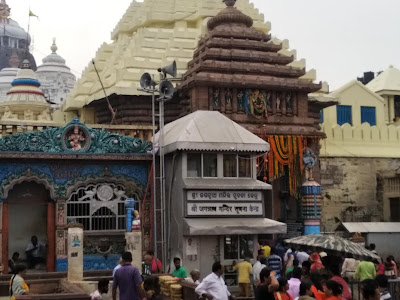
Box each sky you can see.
[7,0,400,90]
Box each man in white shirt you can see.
[296,248,310,265]
[195,262,235,300]
[25,236,45,269]
[252,256,267,285]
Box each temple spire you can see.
[51,38,58,54]
[0,0,10,22]
[223,0,236,7]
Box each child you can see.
[90,278,109,300]
[275,277,293,300]
[375,274,392,300]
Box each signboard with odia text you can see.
[186,190,264,217]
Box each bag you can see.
[9,274,16,297]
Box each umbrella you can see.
[284,234,380,259]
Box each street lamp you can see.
[139,61,177,267]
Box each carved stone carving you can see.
[286,92,293,113]
[97,184,114,201]
[2,106,18,121]
[303,148,318,181]
[37,108,52,121]
[212,88,220,108]
[24,109,34,121]
[237,90,245,112]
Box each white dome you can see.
[0,19,30,42]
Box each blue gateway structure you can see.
[0,119,152,273]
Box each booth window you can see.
[203,153,218,177]
[239,155,251,178]
[187,153,201,177]
[223,235,254,260]
[361,106,376,126]
[337,105,352,125]
[224,154,238,177]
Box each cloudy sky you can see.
[7,0,400,90]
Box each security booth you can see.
[157,111,287,285]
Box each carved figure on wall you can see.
[237,90,244,112]
[276,92,282,111]
[56,231,65,256]
[303,148,318,181]
[37,108,52,121]
[24,109,34,121]
[2,106,18,121]
[225,89,232,105]
[212,88,220,107]
[132,210,141,231]
[249,89,267,119]
[68,124,85,151]
[264,91,272,111]
[286,92,293,111]
[57,203,65,225]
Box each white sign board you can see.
[187,190,262,201]
[187,202,263,216]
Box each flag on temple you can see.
[29,10,39,19]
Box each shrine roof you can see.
[154,110,269,154]
[366,65,400,95]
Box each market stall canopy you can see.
[183,218,286,236]
[284,234,380,259]
[154,110,270,155]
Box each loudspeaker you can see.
[159,80,175,99]
[159,61,177,78]
[140,73,156,89]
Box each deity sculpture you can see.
[237,90,244,111]
[68,124,85,151]
[276,92,282,111]
[249,89,267,119]
[2,106,18,121]
[37,108,52,121]
[213,88,220,107]
[57,204,65,225]
[132,210,141,231]
[286,92,293,111]
[225,88,232,105]
[303,148,318,181]
[24,109,34,121]
[264,91,272,111]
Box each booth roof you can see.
[341,222,400,233]
[154,110,269,155]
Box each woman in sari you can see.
[9,265,29,300]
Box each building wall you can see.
[320,157,400,232]
[366,233,400,259]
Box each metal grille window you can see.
[361,106,376,126]
[387,177,400,194]
[67,183,135,231]
[337,105,352,125]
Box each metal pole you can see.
[151,74,158,257]
[159,97,167,271]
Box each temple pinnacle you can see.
[51,38,58,53]
[223,0,236,7]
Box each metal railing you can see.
[349,279,400,300]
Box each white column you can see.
[389,96,395,124]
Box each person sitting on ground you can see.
[91,278,109,300]
[375,274,392,300]
[288,267,302,299]
[323,280,343,300]
[355,257,376,281]
[298,281,315,300]
[329,263,351,300]
[8,252,19,274]
[268,247,283,276]
[172,257,187,279]
[361,279,380,300]
[255,267,279,300]
[274,277,293,300]
[147,250,163,274]
[185,269,201,285]
[25,236,45,269]
[9,265,30,300]
[233,257,253,297]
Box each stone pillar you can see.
[67,227,83,282]
[125,232,142,271]
[301,181,322,235]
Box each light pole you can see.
[139,62,176,268]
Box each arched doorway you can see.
[2,182,55,273]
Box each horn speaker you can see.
[140,73,156,89]
[159,61,177,78]
[159,80,175,99]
